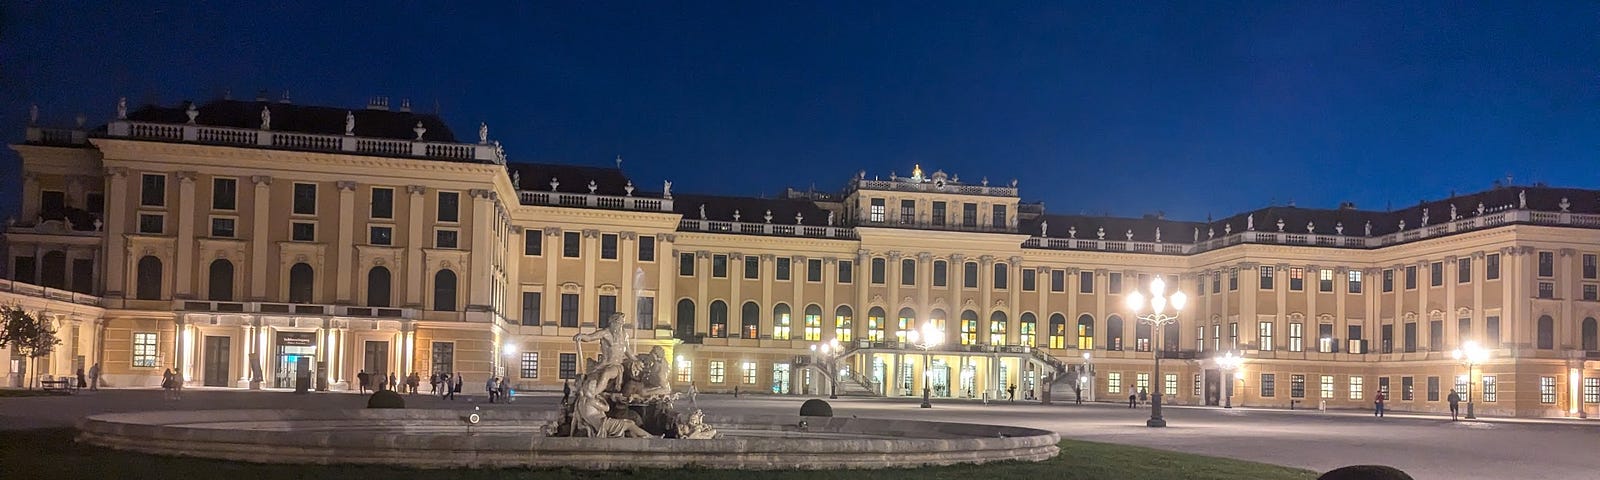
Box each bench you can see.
[40,378,74,393]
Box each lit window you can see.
[1540,376,1556,404]
[1320,375,1335,399]
[1107,372,1122,394]
[132,332,158,367]
[520,352,539,379]
[1349,376,1364,400]
[709,360,726,383]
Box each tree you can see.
[0,303,60,389]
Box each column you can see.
[249,176,272,300]
[173,172,197,298]
[886,251,902,338]
[694,250,709,333]
[1240,263,1260,348]
[978,255,994,344]
[1471,252,1486,345]
[1416,261,1431,350]
[792,255,805,339]
[855,250,871,341]
[21,172,40,222]
[619,232,637,320]
[916,252,932,318]
[822,256,837,341]
[404,186,426,307]
[1391,264,1404,352]
[1093,269,1107,349]
[729,252,744,335]
[1007,256,1022,345]
[104,168,130,297]
[1444,256,1459,348]
[238,325,253,385]
[1335,267,1348,353]
[1065,267,1079,348]
[468,190,497,311]
[946,254,963,345]
[655,234,676,329]
[1305,264,1318,352]
[1036,266,1050,347]
[1560,249,1576,347]
[760,254,774,337]
[1276,264,1290,351]
[335,181,358,304]
[546,228,563,326]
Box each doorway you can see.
[202,336,231,387]
[1204,369,1222,406]
[771,363,791,394]
[364,341,390,390]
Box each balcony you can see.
[174,300,418,319]
[0,278,101,307]
[98,121,505,164]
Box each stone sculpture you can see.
[663,180,673,199]
[1247,214,1254,231]
[260,106,271,130]
[1040,220,1048,238]
[479,122,489,144]
[1519,190,1526,209]
[117,97,127,120]
[549,313,718,439]
[345,111,355,135]
[676,409,720,439]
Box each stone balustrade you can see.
[518,190,673,212]
[678,219,859,239]
[0,278,102,307]
[72,121,509,164]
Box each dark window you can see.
[524,230,542,255]
[208,259,233,301]
[558,353,576,379]
[1538,282,1554,299]
[680,253,697,276]
[1051,270,1064,292]
[433,342,455,376]
[1080,271,1094,293]
[1486,316,1501,347]
[962,203,977,227]
[637,296,654,329]
[211,218,236,238]
[1108,272,1122,294]
[598,294,617,326]
[212,178,236,210]
[1022,269,1036,291]
[370,187,394,219]
[1382,269,1394,292]
[1459,258,1473,283]
[638,236,655,261]
[871,258,886,284]
[1107,315,1124,351]
[1405,265,1417,290]
[994,263,1009,289]
[931,201,946,226]
[1458,317,1471,347]
[291,222,315,242]
[1260,374,1276,398]
[1538,251,1554,277]
[1381,324,1394,354]
[15,255,38,285]
[1229,270,1238,290]
[776,258,791,281]
[70,259,93,294]
[437,192,459,222]
[1429,319,1443,350]
[435,229,458,249]
[601,234,618,259]
[1585,284,1598,301]
[965,262,979,288]
[138,214,163,234]
[933,260,947,287]
[675,299,695,340]
[712,255,728,278]
[1259,266,1274,290]
[39,191,65,217]
[1586,254,1599,279]
[1537,315,1554,349]
[287,263,313,303]
[1290,374,1306,398]
[709,301,728,338]
[808,258,822,282]
[1427,376,1440,402]
[1403,322,1417,353]
[563,232,580,258]
[1401,376,1414,401]
[1430,262,1443,287]
[367,226,392,245]
[837,260,852,283]
[1134,320,1151,352]
[741,301,759,338]
[367,267,391,307]
[900,199,915,224]
[1212,273,1221,293]
[900,259,915,286]
[141,174,166,207]
[744,255,759,279]
[293,183,317,215]
[1582,318,1597,351]
[1289,267,1304,291]
[86,193,104,215]
[561,293,580,327]
[1486,254,1500,280]
[992,205,1006,228]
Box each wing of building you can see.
[4,97,1598,417]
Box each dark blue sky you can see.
[4,1,1597,220]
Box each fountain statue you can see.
[548,312,719,439]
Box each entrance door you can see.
[202,336,231,387]
[1204,369,1222,406]
[929,359,950,397]
[364,341,389,390]
[771,363,791,394]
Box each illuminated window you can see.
[1076,314,1094,349]
[867,308,886,342]
[1258,322,1275,351]
[772,304,792,340]
[1107,372,1122,394]
[520,352,538,379]
[960,312,978,346]
[1164,373,1177,396]
[1320,375,1335,399]
[677,357,693,383]
[989,312,1008,345]
[834,306,853,342]
[741,361,757,384]
[1349,376,1363,400]
[1540,376,1556,404]
[803,305,822,341]
[132,332,158,367]
[709,360,725,384]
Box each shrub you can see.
[799,399,833,417]
[367,390,405,409]
[1318,465,1413,480]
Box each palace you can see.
[4,95,1598,418]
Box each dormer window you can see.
[869,198,885,223]
[992,205,1006,229]
[900,200,915,224]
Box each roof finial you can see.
[412,121,426,141]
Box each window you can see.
[776,258,791,281]
[1290,374,1305,398]
[1457,316,1471,347]
[1585,285,1598,301]
[436,192,459,223]
[1288,267,1304,291]
[803,305,822,341]
[86,193,104,215]
[742,361,757,384]
[435,229,458,249]
[134,255,163,300]
[708,301,727,338]
[1539,376,1556,404]
[678,299,699,341]
[524,231,542,255]
[900,199,915,224]
[211,217,236,238]
[1320,375,1335,399]
[837,260,852,283]
[132,332,158,367]
[1459,257,1473,283]
[1212,324,1221,350]
[1584,318,1598,351]
[1454,375,1469,400]
[432,270,457,311]
[709,360,726,383]
[900,259,915,286]
[1288,322,1303,352]
[712,254,728,278]
[1198,276,1206,295]
[1381,324,1394,353]
[745,256,760,279]
[1486,253,1500,280]
[741,302,760,339]
[369,225,392,245]
[1429,319,1443,351]
[212,178,236,210]
[1319,269,1334,292]
[1230,322,1240,350]
[1048,314,1067,349]
[1164,373,1177,396]
[1260,374,1276,398]
[871,258,886,284]
[1430,261,1443,287]
[1107,315,1124,351]
[1401,376,1414,400]
[869,308,888,342]
[1404,322,1418,352]
[287,263,314,303]
[994,264,1009,289]
[367,267,392,307]
[933,260,948,287]
[1259,266,1275,289]
[291,222,316,242]
[41,190,64,215]
[1051,270,1065,292]
[1080,271,1094,293]
[1581,254,1595,279]
[1486,316,1501,347]
[1196,326,1205,351]
[1427,376,1440,401]
[601,234,618,259]
[1076,314,1094,349]
[371,187,394,219]
[1229,269,1238,290]
[559,353,577,379]
[1258,322,1275,351]
[1108,272,1122,294]
[560,293,579,327]
[1538,282,1554,299]
[1348,270,1363,293]
[962,203,977,227]
[1349,376,1364,400]
[869,198,885,222]
[638,235,655,261]
[521,292,541,326]
[520,352,539,379]
[1194,374,1203,397]
[141,174,166,207]
[138,213,164,234]
[208,259,234,301]
[772,304,792,340]
[1382,269,1394,292]
[964,262,979,288]
[835,306,853,342]
[808,258,823,282]
[1405,265,1417,290]
[1107,372,1122,394]
[637,297,654,329]
[429,342,455,376]
[562,232,580,258]
[292,183,317,215]
[679,253,695,276]
[992,204,1006,229]
[1538,251,1554,277]
[1022,268,1036,291]
[1537,315,1554,349]
[931,201,946,226]
[1584,378,1598,404]
[597,294,617,326]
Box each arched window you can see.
[1163,321,1180,352]
[1077,314,1095,349]
[367,266,391,307]
[740,301,759,339]
[287,263,314,304]
[989,311,1008,345]
[136,255,163,300]
[1107,315,1125,351]
[959,310,979,345]
[1135,320,1152,352]
[1536,315,1554,349]
[708,300,728,338]
[868,307,887,342]
[773,303,792,340]
[1049,313,1067,349]
[929,309,948,337]
[40,251,65,290]
[208,259,234,301]
[1019,313,1037,347]
[804,304,823,341]
[834,305,854,342]
[676,299,696,340]
[1583,317,1598,352]
[432,269,457,311]
[897,307,916,342]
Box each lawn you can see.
[1,428,1319,480]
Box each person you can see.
[76,367,86,391]
[562,379,571,404]
[407,371,420,395]
[1446,389,1461,421]
[357,370,369,394]
[486,376,499,403]
[444,373,456,400]
[388,372,397,392]
[1375,390,1388,418]
[1074,386,1083,405]
[161,368,177,400]
[453,373,464,400]
[428,373,438,395]
[733,385,740,398]
[88,362,101,391]
[1128,392,1137,408]
[1138,387,1148,406]
[1008,384,1017,402]
[499,376,511,402]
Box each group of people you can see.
[70,363,102,391]
[354,370,422,394]
[1372,388,1467,421]
[485,376,513,403]
[430,372,464,400]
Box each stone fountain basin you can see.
[76,409,1059,470]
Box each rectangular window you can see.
[964,262,979,288]
[293,182,317,215]
[138,213,164,234]
[1455,375,1469,399]
[559,353,577,379]
[637,297,654,329]
[1319,268,1334,292]
[291,222,315,242]
[992,205,1006,229]
[1212,273,1222,293]
[1260,374,1276,397]
[1349,376,1364,400]
[1259,266,1274,290]
[524,231,542,255]
[1586,284,1598,301]
[1430,261,1443,287]
[1585,255,1597,279]
[369,225,393,245]
[1290,374,1306,398]
[1107,372,1122,394]
[1404,322,1418,352]
[808,258,823,282]
[900,199,916,224]
[1584,378,1598,404]
[520,352,539,379]
[1230,322,1239,350]
[1538,282,1554,299]
[1135,373,1150,395]
[710,360,726,383]
[870,258,885,284]
[1382,324,1395,353]
[745,255,760,279]
[900,259,915,285]
[563,232,581,258]
[434,229,458,249]
[933,260,948,287]
[680,253,696,276]
[86,193,104,215]
[1079,271,1094,293]
[371,187,394,219]
[1538,251,1554,277]
[1258,321,1275,351]
[1348,270,1363,293]
[1457,317,1470,346]
[212,178,237,210]
[1382,269,1394,292]
[1022,268,1036,291]
[962,203,978,227]
[742,361,757,384]
[132,332,158,367]
[40,191,63,214]
[210,217,236,238]
[712,254,728,278]
[1194,374,1203,397]
[1405,265,1417,290]
[994,264,1008,290]
[638,236,655,261]
[1540,376,1556,403]
[1486,316,1501,347]
[1427,376,1440,401]
[1320,375,1335,399]
[1289,267,1304,291]
[1459,257,1472,283]
[436,191,459,223]
[931,201,946,226]
[1051,269,1065,292]
[1229,269,1238,291]
[521,292,541,326]
[560,293,579,327]
[776,258,791,281]
[1164,373,1177,396]
[869,198,885,222]
[1288,322,1303,352]
[838,260,852,283]
[1486,253,1501,280]
[141,174,166,207]
[1379,376,1389,397]
[598,295,617,325]
[432,342,455,375]
[1108,272,1122,294]
[600,234,618,259]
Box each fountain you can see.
[545,311,715,439]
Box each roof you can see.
[672,193,836,227]
[1207,186,1598,238]
[1026,213,1207,243]
[506,162,646,197]
[124,99,458,142]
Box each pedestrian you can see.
[562,379,571,404]
[388,372,397,392]
[429,373,439,395]
[76,367,86,391]
[453,373,464,400]
[161,368,177,401]
[88,362,100,391]
[733,385,739,398]
[499,376,511,402]
[407,371,420,395]
[1374,390,1388,418]
[1128,392,1137,408]
[1139,387,1148,406]
[357,370,369,394]
[486,376,499,403]
[1447,389,1461,421]
[1074,386,1083,405]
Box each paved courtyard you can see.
[3,388,1596,479]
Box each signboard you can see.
[277,332,317,347]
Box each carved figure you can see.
[1519,190,1527,209]
[1421,208,1429,226]
[117,97,127,119]
[1096,226,1104,240]
[1336,222,1344,235]
[663,180,673,199]
[29,104,37,125]
[676,409,720,439]
[573,314,632,393]
[1040,220,1049,238]
[1450,204,1458,221]
[1154,227,1161,243]
[1247,214,1254,231]
[1069,226,1077,239]
[699,204,707,220]
[260,106,271,130]
[827,211,835,226]
[1365,220,1372,237]
[479,122,489,144]
[1560,197,1571,212]
[345,111,355,135]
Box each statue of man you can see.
[574,313,631,391]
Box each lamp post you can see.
[1125,276,1187,428]
[1216,351,1243,409]
[1081,352,1094,403]
[1451,341,1488,419]
[906,322,945,408]
[810,339,842,399]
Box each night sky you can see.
[4,2,1597,221]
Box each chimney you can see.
[279,90,292,104]
[1339,202,1358,210]
[399,98,411,112]
[366,97,389,111]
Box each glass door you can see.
[771,364,791,394]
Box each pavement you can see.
[3,387,1597,480]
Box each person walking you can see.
[1138,387,1148,406]
[407,371,420,395]
[429,373,439,395]
[444,373,456,400]
[1007,384,1017,403]
[453,373,464,400]
[486,376,499,403]
[1374,390,1387,417]
[388,372,398,392]
[75,367,87,391]
[1447,389,1462,421]
[357,370,370,394]
[88,362,101,391]
[1074,386,1083,405]
[1128,392,1137,408]
[499,376,512,402]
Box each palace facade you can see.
[5,96,1599,418]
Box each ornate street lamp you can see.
[810,338,842,399]
[1451,341,1488,419]
[906,322,945,408]
[1216,351,1243,409]
[1125,276,1187,427]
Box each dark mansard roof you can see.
[672,193,836,227]
[123,99,458,142]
